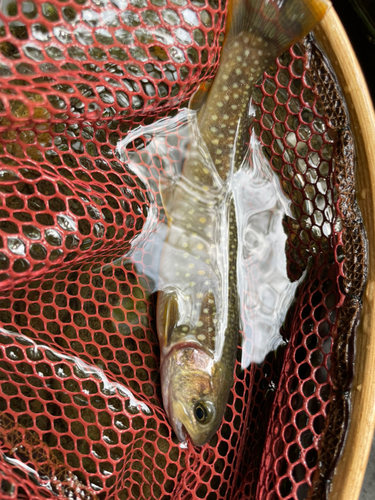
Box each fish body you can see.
[156,0,331,446]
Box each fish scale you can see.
[156,0,331,446]
[197,34,273,180]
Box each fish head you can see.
[161,345,227,446]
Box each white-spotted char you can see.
[156,0,331,446]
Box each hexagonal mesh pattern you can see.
[0,0,225,127]
[0,3,368,500]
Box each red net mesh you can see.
[0,2,367,500]
[0,0,225,127]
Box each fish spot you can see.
[182,326,189,332]
[197,243,204,250]
[199,217,206,223]
[212,139,219,145]
[216,149,222,155]
[198,270,205,275]
[217,102,223,108]
[197,292,203,298]
[197,334,206,341]
[203,308,209,314]
[185,273,190,277]
[188,263,194,269]
[197,321,203,328]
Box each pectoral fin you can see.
[156,291,180,348]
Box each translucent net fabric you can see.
[0,2,367,500]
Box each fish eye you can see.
[194,401,213,424]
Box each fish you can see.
[156,0,331,446]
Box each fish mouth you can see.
[162,375,187,443]
[173,418,187,443]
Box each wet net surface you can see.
[0,0,225,126]
[0,2,368,500]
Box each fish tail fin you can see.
[225,0,331,55]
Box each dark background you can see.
[331,0,375,103]
[330,2,375,499]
